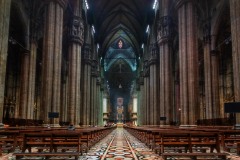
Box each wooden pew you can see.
[21,132,53,153]
[125,126,224,156]
[220,130,240,152]
[14,131,82,160]
[13,126,116,159]
[152,130,190,154]
[0,130,20,153]
[189,131,220,153]
[162,152,228,160]
[14,152,79,160]
[51,131,82,153]
[0,142,2,156]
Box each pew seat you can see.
[14,152,79,160]
[162,152,228,160]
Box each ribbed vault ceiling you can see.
[87,0,154,106]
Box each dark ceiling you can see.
[87,0,154,106]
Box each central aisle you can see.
[101,127,138,159]
[81,127,161,160]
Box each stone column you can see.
[203,26,213,119]
[68,17,84,125]
[203,27,221,120]
[143,60,150,124]
[138,73,144,125]
[176,0,199,126]
[157,15,173,125]
[90,74,96,125]
[27,39,38,120]
[20,26,35,120]
[210,49,220,118]
[149,43,158,125]
[41,0,66,126]
[230,0,240,127]
[20,49,30,119]
[91,60,98,125]
[81,44,91,126]
[97,77,102,125]
[0,0,11,126]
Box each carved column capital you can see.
[96,77,101,85]
[149,42,159,65]
[175,0,193,9]
[143,60,150,77]
[91,60,99,77]
[56,0,67,8]
[157,16,173,45]
[69,16,84,45]
[139,73,144,85]
[45,0,67,8]
[83,43,92,64]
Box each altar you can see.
[117,105,124,123]
[117,123,124,128]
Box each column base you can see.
[159,125,171,127]
[0,123,4,128]
[234,124,240,129]
[43,123,61,128]
[179,124,197,128]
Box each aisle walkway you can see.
[2,127,240,159]
[81,127,161,159]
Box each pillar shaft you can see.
[158,15,173,125]
[82,47,91,126]
[20,51,30,119]
[203,38,212,119]
[27,40,37,119]
[41,1,65,125]
[0,0,11,126]
[176,0,198,125]
[143,60,149,125]
[230,0,240,125]
[149,43,158,125]
[210,50,220,118]
[90,77,96,125]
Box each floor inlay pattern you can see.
[100,128,138,160]
[2,128,240,159]
[124,129,162,160]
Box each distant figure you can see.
[67,124,75,130]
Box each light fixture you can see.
[119,84,122,88]
[92,26,95,33]
[85,0,89,9]
[146,25,149,33]
[153,0,157,9]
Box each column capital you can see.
[96,77,101,85]
[157,16,173,45]
[91,60,99,77]
[175,0,193,9]
[45,0,67,8]
[56,0,67,8]
[139,76,144,85]
[149,42,159,65]
[143,60,150,77]
[69,16,84,45]
[83,43,92,64]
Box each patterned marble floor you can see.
[79,128,161,160]
[1,128,240,160]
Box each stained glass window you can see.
[118,40,123,49]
